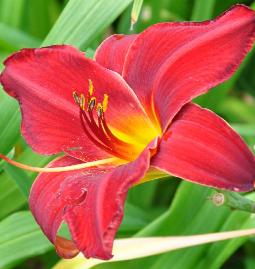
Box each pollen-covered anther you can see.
[80,94,85,110]
[73,91,86,110]
[72,91,80,105]
[88,97,96,111]
[97,104,104,118]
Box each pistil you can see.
[0,153,119,173]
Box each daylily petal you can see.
[0,45,156,159]
[95,34,137,74]
[29,143,153,259]
[151,103,255,192]
[123,4,255,130]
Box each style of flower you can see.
[1,4,255,260]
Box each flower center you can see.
[73,80,141,161]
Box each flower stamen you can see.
[72,92,80,105]
[80,94,85,111]
[97,104,104,118]
[88,97,96,111]
[73,80,139,160]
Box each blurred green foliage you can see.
[0,0,255,268]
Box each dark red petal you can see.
[123,4,255,130]
[0,45,153,159]
[29,144,153,259]
[151,103,255,192]
[95,34,137,74]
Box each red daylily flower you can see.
[1,4,255,260]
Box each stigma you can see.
[73,80,137,160]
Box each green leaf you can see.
[0,173,26,220]
[119,202,155,235]
[231,124,255,136]
[166,0,195,20]
[43,0,133,49]
[245,257,255,269]
[0,0,25,28]
[131,183,255,269]
[143,185,229,269]
[128,180,160,210]
[191,0,215,20]
[0,23,40,51]
[12,144,54,183]
[236,48,255,97]
[2,144,54,199]
[4,164,31,198]
[0,91,20,155]
[196,192,255,269]
[21,0,61,39]
[218,97,255,124]
[0,211,52,269]
[137,182,216,236]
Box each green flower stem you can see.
[211,190,255,213]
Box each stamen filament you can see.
[100,116,130,147]
[88,110,109,142]
[0,153,119,173]
[79,111,127,159]
[80,110,111,149]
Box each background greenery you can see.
[0,0,255,268]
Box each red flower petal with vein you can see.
[123,4,255,128]
[95,34,137,74]
[29,142,153,259]
[1,4,255,260]
[1,45,155,161]
[151,103,255,192]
